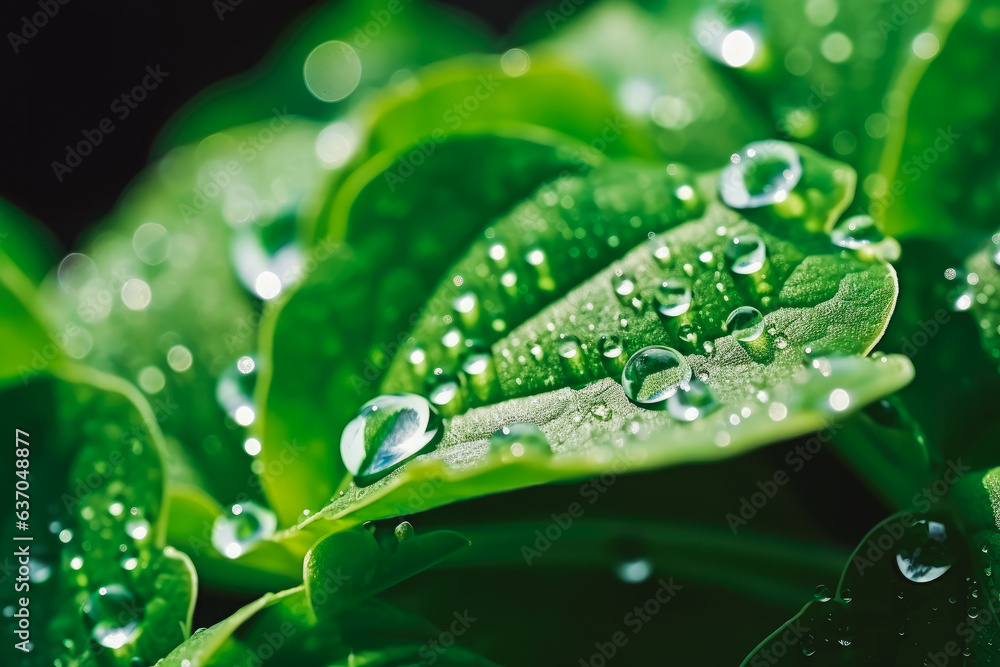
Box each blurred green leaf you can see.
[0,367,196,667]
[304,525,468,618]
[154,0,493,153]
[741,509,984,665]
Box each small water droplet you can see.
[614,557,653,584]
[212,501,277,559]
[726,306,765,341]
[678,323,698,348]
[650,236,671,265]
[394,521,415,542]
[667,379,717,421]
[718,141,802,208]
[622,346,692,406]
[725,234,767,275]
[611,270,639,307]
[831,215,884,248]
[426,372,462,415]
[599,334,626,375]
[341,394,443,486]
[489,423,550,461]
[655,279,692,317]
[814,584,833,602]
[125,519,149,542]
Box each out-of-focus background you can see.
[0,0,527,247]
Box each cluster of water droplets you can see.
[783,518,965,659]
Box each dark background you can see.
[0,0,527,249]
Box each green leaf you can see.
[159,589,497,666]
[257,130,606,525]
[828,397,932,510]
[37,119,329,504]
[521,0,772,168]
[304,525,469,618]
[741,509,981,665]
[965,232,1000,369]
[442,519,849,608]
[156,587,303,666]
[0,200,59,386]
[880,0,990,239]
[364,58,653,160]
[154,0,492,153]
[268,153,909,556]
[0,367,196,667]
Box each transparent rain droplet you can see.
[81,584,144,649]
[718,141,803,208]
[622,346,692,406]
[896,520,956,583]
[614,558,653,584]
[211,501,278,560]
[489,423,550,461]
[830,215,884,248]
[725,234,767,274]
[726,306,765,342]
[667,379,717,421]
[655,279,692,317]
[599,334,626,375]
[340,394,442,487]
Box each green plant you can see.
[5,0,1000,664]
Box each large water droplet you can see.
[719,141,803,208]
[211,501,277,559]
[667,379,717,421]
[622,346,692,406]
[655,279,692,317]
[896,520,956,583]
[726,306,765,342]
[831,215,884,248]
[489,423,550,462]
[725,234,767,274]
[81,584,143,649]
[341,394,442,486]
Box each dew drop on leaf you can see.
[896,520,956,583]
[726,306,765,342]
[614,557,652,584]
[488,423,550,462]
[830,214,884,248]
[81,584,144,649]
[211,501,278,559]
[598,334,626,375]
[725,234,767,275]
[718,141,803,208]
[340,394,443,486]
[666,379,717,422]
[622,346,692,406]
[655,279,692,317]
